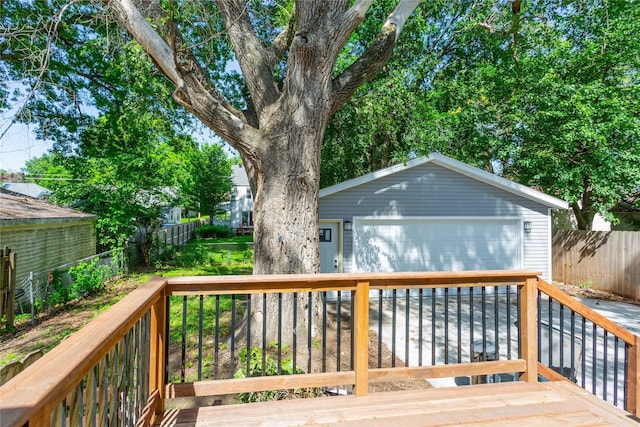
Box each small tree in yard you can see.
[184,143,233,224]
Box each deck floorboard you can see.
[154,381,639,426]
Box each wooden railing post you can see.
[353,280,370,396]
[628,334,640,416]
[0,248,7,326]
[519,276,538,382]
[149,287,167,418]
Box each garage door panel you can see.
[354,218,521,273]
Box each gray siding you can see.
[0,219,97,279]
[320,163,552,279]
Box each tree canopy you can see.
[2,0,425,275]
[322,0,640,229]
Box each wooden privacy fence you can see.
[0,247,17,328]
[553,230,640,302]
[153,219,207,251]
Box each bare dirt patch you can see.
[552,281,639,305]
[165,301,431,409]
[0,277,142,364]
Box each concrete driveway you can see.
[372,291,639,407]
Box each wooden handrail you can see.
[629,335,640,416]
[0,276,167,427]
[166,270,542,295]
[537,279,636,345]
[538,278,639,415]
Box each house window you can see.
[246,188,252,199]
[319,228,332,242]
[242,211,253,226]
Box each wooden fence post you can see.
[149,283,167,420]
[0,248,5,323]
[628,334,640,416]
[163,228,168,251]
[519,276,538,382]
[7,251,16,328]
[353,280,370,396]
[0,249,17,328]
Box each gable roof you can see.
[0,192,96,223]
[319,153,568,210]
[1,182,52,200]
[231,164,250,187]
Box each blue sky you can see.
[1,84,53,172]
[0,119,51,172]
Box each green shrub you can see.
[174,243,209,267]
[195,225,234,239]
[152,245,177,268]
[49,271,69,306]
[45,259,111,307]
[234,346,323,403]
[67,258,111,299]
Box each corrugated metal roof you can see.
[1,182,52,199]
[0,191,96,220]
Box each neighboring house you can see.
[160,206,182,225]
[318,153,568,281]
[610,190,640,231]
[136,187,182,225]
[1,182,52,200]
[0,190,97,280]
[227,164,253,228]
[552,208,612,232]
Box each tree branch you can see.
[264,15,296,67]
[338,0,374,42]
[330,0,422,114]
[103,0,182,87]
[103,0,261,157]
[217,0,279,119]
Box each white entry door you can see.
[319,221,340,273]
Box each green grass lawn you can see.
[0,237,252,366]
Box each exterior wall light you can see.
[343,220,353,231]
[523,221,532,234]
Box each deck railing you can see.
[0,272,637,426]
[537,279,639,410]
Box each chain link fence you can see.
[14,249,126,321]
[13,220,207,322]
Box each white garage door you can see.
[353,217,522,272]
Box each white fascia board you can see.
[319,156,431,198]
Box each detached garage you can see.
[319,153,567,280]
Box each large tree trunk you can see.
[246,119,325,345]
[246,3,338,344]
[104,0,422,356]
[105,0,421,273]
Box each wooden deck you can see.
[155,381,639,426]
